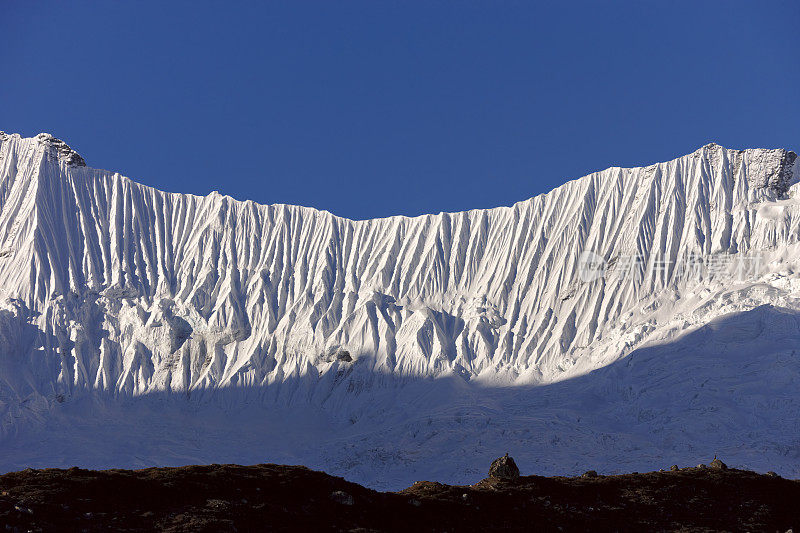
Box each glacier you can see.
[0,131,799,489]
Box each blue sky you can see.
[3,1,798,220]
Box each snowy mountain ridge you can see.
[1,131,799,486]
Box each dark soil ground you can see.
[0,462,797,532]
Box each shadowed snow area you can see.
[0,131,799,488]
[1,305,798,490]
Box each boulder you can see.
[670,465,679,471]
[488,454,520,480]
[330,491,354,505]
[709,457,727,470]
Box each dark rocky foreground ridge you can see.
[0,461,797,532]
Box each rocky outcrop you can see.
[35,133,86,167]
[709,457,727,470]
[488,454,520,480]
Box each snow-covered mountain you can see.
[0,131,799,488]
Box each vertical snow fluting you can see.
[0,131,799,486]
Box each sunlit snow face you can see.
[578,250,606,283]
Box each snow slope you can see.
[0,131,799,488]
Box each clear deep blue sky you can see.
[3,1,799,220]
